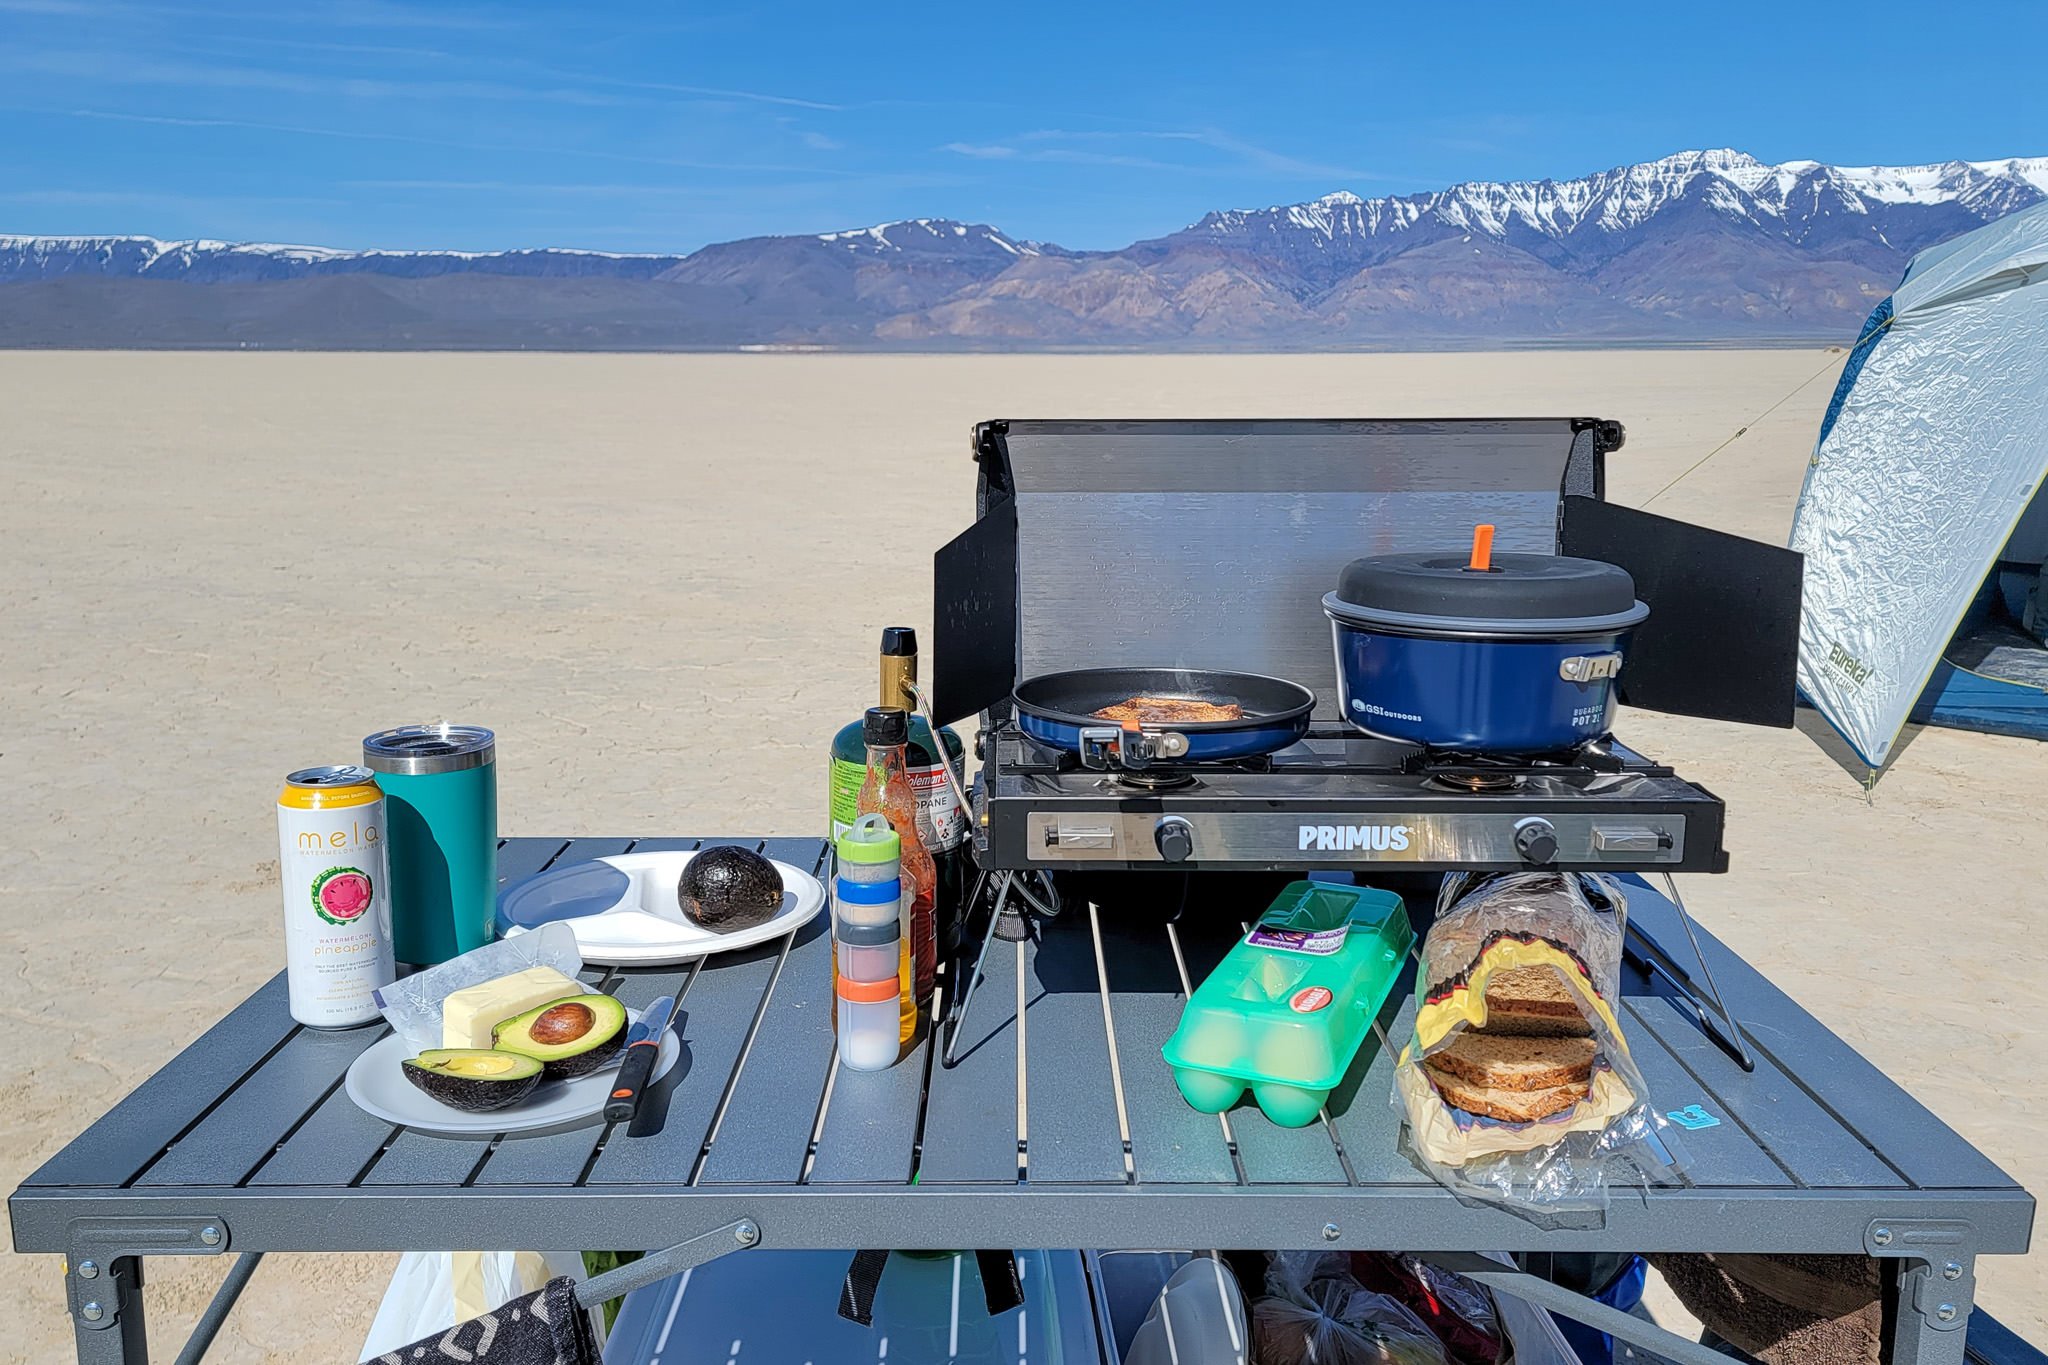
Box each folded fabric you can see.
[1649,1253,1880,1365]
[371,1275,600,1365]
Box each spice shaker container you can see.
[362,724,497,965]
[834,812,912,1055]
[834,915,902,1071]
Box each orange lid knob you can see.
[1468,523,1496,572]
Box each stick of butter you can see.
[441,967,586,1050]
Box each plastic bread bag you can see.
[373,921,586,1052]
[1393,873,1686,1222]
[1252,1252,1449,1365]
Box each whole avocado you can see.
[678,846,784,932]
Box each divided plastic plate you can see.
[495,849,826,966]
[344,1002,680,1136]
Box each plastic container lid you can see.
[835,813,901,865]
[836,975,901,1004]
[1326,550,1648,636]
[833,916,900,947]
[834,877,902,904]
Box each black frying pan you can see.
[1012,667,1315,764]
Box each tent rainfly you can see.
[1791,199,2048,769]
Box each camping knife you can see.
[604,994,676,1123]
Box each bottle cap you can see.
[836,975,901,1004]
[834,875,902,903]
[880,626,917,657]
[863,707,909,746]
[835,814,901,865]
[833,916,901,947]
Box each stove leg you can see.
[942,872,1014,1068]
[1623,874,1757,1072]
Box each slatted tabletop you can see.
[11,836,2035,1267]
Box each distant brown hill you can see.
[3,149,2042,349]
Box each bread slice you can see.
[1429,1031,1597,1092]
[1482,966,1594,1037]
[1423,1061,1589,1122]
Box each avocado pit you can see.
[492,992,627,1080]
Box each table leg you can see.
[70,1255,148,1365]
[1887,1255,1974,1365]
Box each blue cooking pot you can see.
[1323,549,1649,754]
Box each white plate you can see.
[501,849,826,966]
[344,1004,680,1136]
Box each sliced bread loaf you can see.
[1422,1063,1589,1123]
[1429,1031,1597,1092]
[1482,965,1594,1037]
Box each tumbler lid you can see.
[363,724,496,775]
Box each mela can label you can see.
[277,766,395,1028]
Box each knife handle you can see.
[604,1039,662,1123]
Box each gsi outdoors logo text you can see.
[1298,824,1412,851]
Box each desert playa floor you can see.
[3,351,2042,1362]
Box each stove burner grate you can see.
[1424,769,1525,793]
[1110,768,1199,791]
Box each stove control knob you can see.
[1155,816,1195,863]
[1513,817,1559,866]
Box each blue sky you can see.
[2,0,2042,254]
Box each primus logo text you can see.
[1299,824,1412,852]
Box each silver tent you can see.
[1790,200,2048,768]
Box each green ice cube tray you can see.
[1161,881,1413,1128]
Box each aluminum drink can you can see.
[277,765,395,1027]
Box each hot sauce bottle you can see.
[856,707,937,1006]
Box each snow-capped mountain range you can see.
[2,149,2041,348]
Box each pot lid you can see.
[1327,524,1647,635]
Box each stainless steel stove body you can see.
[974,725,1727,874]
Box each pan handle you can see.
[1077,727,1189,770]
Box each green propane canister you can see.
[361,724,497,966]
[1162,880,1414,1128]
[829,628,968,949]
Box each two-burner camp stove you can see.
[929,417,1801,1067]
[974,723,1727,875]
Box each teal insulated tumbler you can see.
[362,724,498,965]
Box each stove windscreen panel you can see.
[1001,420,1585,721]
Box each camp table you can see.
[9,835,2036,1365]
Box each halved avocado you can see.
[402,1048,544,1112]
[492,993,628,1080]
